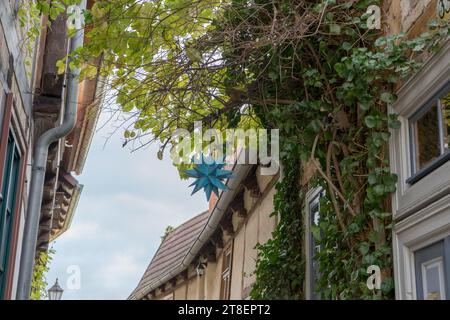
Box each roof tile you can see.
[128,210,209,299]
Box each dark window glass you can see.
[414,104,441,170]
[414,237,450,300]
[408,84,450,183]
[0,132,21,298]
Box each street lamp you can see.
[48,278,64,300]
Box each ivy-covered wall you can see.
[231,0,450,299]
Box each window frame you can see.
[407,81,450,185]
[0,112,23,298]
[305,188,323,300]
[392,193,450,299]
[0,91,27,299]
[414,238,450,300]
[390,39,450,300]
[220,241,233,300]
[389,39,450,221]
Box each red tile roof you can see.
[128,210,209,299]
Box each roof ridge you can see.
[167,210,209,234]
[128,209,209,299]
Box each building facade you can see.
[130,0,450,301]
[0,0,102,299]
[129,165,278,300]
[386,0,450,300]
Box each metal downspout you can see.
[16,1,86,299]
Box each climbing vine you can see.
[251,134,305,299]
[238,1,450,299]
[30,248,55,300]
[17,0,80,54]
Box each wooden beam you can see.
[33,95,61,114]
[206,248,216,263]
[221,214,234,236]
[210,230,224,249]
[229,192,247,218]
[242,168,261,197]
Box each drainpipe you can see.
[16,1,86,300]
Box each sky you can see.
[46,112,206,300]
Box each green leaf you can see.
[374,37,386,47]
[380,92,396,104]
[334,63,345,76]
[373,184,385,195]
[157,149,164,160]
[359,242,370,256]
[368,172,378,185]
[186,47,202,62]
[341,42,352,51]
[56,59,66,75]
[347,223,360,234]
[308,119,322,133]
[364,116,377,128]
[388,119,401,129]
[329,24,341,35]
[413,43,426,52]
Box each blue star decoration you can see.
[184,156,234,201]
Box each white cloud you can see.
[63,221,100,241]
[97,251,142,290]
[47,115,207,299]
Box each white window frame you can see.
[407,82,450,184]
[389,40,450,220]
[421,257,446,300]
[390,39,450,300]
[393,193,450,299]
[304,188,323,300]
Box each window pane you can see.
[226,252,231,269]
[414,105,441,170]
[414,239,449,300]
[422,259,445,300]
[441,90,450,151]
[309,195,322,300]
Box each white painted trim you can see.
[421,257,446,300]
[304,187,322,300]
[393,194,450,299]
[389,40,450,220]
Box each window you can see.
[408,83,450,184]
[220,242,233,300]
[414,237,450,300]
[0,131,21,298]
[306,189,323,300]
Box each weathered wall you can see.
[384,0,439,36]
[208,167,278,300]
[173,283,187,300]
[229,223,245,299]
[205,258,220,299]
[0,1,36,299]
[186,275,198,299]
